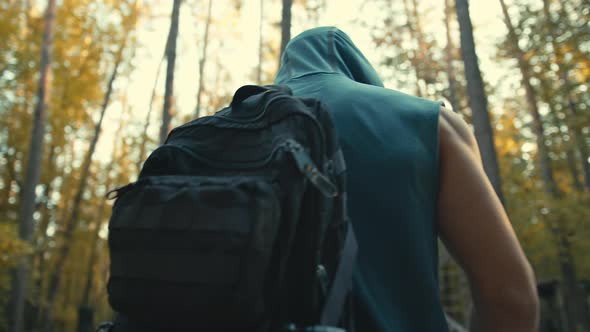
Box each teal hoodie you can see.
[275,27,449,332]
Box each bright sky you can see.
[96,0,516,164]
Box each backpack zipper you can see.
[106,139,337,200]
[172,139,337,196]
[169,95,328,166]
[283,139,338,197]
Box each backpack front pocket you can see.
[107,175,281,330]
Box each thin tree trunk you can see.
[35,145,57,240]
[566,149,584,191]
[75,194,106,332]
[76,167,116,332]
[11,1,56,331]
[542,0,590,191]
[257,0,264,85]
[77,103,127,332]
[540,89,589,330]
[499,0,560,197]
[401,0,424,97]
[159,0,182,145]
[541,76,584,192]
[444,0,459,112]
[409,0,434,85]
[455,0,504,203]
[539,1,590,329]
[35,140,75,326]
[137,55,164,173]
[566,97,590,191]
[552,221,590,331]
[278,0,293,65]
[31,144,57,326]
[195,0,213,118]
[42,52,123,332]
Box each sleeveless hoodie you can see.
[274,27,449,332]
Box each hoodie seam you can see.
[283,72,345,82]
[328,30,337,72]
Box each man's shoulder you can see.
[345,82,442,113]
[438,106,481,163]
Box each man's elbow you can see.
[474,265,540,330]
[500,280,540,324]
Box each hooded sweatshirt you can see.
[275,27,449,332]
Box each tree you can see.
[499,0,559,197]
[76,104,128,332]
[38,0,138,324]
[401,0,436,97]
[541,0,590,192]
[503,0,590,328]
[137,54,164,173]
[444,0,459,112]
[195,0,213,118]
[159,0,182,145]
[455,0,504,203]
[257,0,264,84]
[279,0,293,64]
[10,1,56,331]
[41,22,131,331]
[495,1,590,329]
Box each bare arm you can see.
[437,106,539,332]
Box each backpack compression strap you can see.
[320,225,358,326]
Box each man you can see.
[274,27,539,332]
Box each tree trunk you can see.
[455,0,504,203]
[195,0,213,118]
[499,0,560,197]
[540,74,584,192]
[444,0,459,112]
[159,0,182,145]
[278,0,293,65]
[401,0,425,97]
[565,149,584,191]
[409,0,434,85]
[77,106,126,332]
[544,87,584,192]
[566,98,590,191]
[31,144,57,326]
[10,1,56,331]
[137,55,164,173]
[551,221,590,331]
[42,52,123,332]
[76,198,108,332]
[542,0,590,192]
[539,0,590,329]
[257,0,264,84]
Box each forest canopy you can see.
[1,0,589,331]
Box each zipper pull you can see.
[284,140,338,197]
[105,182,135,200]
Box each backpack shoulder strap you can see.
[320,224,358,326]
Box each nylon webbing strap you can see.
[320,225,358,326]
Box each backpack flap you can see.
[107,175,281,330]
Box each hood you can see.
[274,26,384,87]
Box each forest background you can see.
[1,0,589,331]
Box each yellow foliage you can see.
[0,223,32,330]
[0,223,32,271]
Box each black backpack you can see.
[105,85,357,331]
